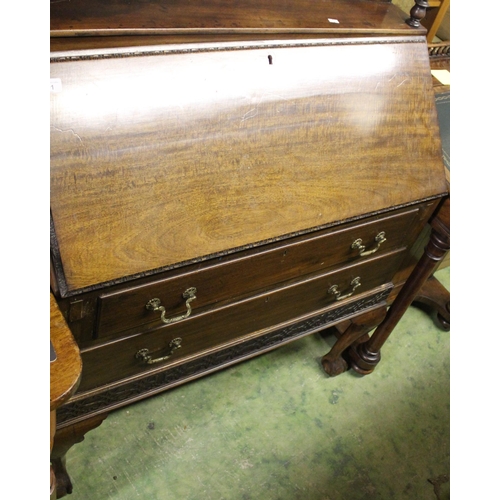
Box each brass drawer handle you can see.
[351,232,386,257]
[328,277,361,301]
[146,287,197,324]
[135,337,182,365]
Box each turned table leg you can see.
[406,0,430,28]
[322,305,387,376]
[349,198,450,375]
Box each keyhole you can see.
[268,55,273,65]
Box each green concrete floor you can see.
[64,268,450,500]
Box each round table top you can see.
[50,293,82,412]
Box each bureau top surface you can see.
[50,0,424,50]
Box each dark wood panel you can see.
[50,38,447,292]
[50,0,422,39]
[77,248,404,392]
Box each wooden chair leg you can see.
[51,414,108,498]
[350,198,450,375]
[321,305,387,376]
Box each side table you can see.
[50,294,82,499]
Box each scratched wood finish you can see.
[50,38,447,292]
[50,0,422,39]
[77,248,404,393]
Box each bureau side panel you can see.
[50,38,447,291]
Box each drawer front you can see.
[96,207,419,339]
[80,248,404,392]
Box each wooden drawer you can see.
[96,207,419,339]
[79,248,404,392]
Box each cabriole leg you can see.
[51,414,108,498]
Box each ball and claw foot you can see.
[52,457,73,498]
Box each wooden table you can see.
[50,294,82,499]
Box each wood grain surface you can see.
[50,293,82,410]
[50,0,422,38]
[50,37,447,292]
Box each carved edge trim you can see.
[53,196,444,298]
[57,286,391,427]
[428,42,450,59]
[50,36,425,63]
[50,212,68,297]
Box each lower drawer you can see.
[77,248,405,392]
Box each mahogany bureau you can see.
[50,1,448,495]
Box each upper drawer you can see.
[50,37,447,293]
[96,206,419,339]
